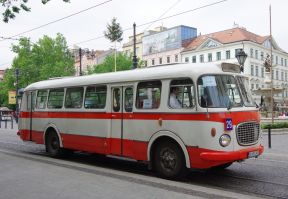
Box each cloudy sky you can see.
[0,0,287,69]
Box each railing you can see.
[0,111,14,129]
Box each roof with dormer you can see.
[183,27,285,53]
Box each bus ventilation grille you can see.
[236,122,260,146]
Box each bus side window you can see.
[65,87,84,109]
[124,87,133,112]
[136,81,161,109]
[113,88,121,112]
[169,78,195,109]
[84,85,107,109]
[36,90,48,109]
[47,89,64,109]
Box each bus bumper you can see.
[200,145,264,162]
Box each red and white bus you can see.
[18,63,264,179]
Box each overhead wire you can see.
[74,0,228,45]
[0,0,112,42]
[143,0,182,32]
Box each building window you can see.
[285,72,287,81]
[175,55,178,62]
[216,52,221,60]
[167,56,170,64]
[250,48,254,58]
[272,70,274,79]
[276,56,278,65]
[281,58,284,66]
[285,59,287,67]
[152,59,155,66]
[256,84,259,89]
[255,50,258,59]
[255,66,259,77]
[200,54,204,63]
[261,67,264,78]
[276,70,279,80]
[251,84,254,90]
[184,57,189,63]
[261,52,264,60]
[192,56,196,63]
[226,50,230,59]
[235,49,241,57]
[251,65,254,76]
[159,57,162,64]
[208,53,212,62]
[281,71,284,81]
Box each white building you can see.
[181,27,288,105]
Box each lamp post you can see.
[235,49,247,72]
[14,68,19,123]
[132,23,138,69]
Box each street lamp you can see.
[14,68,19,123]
[235,49,247,72]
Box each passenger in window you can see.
[169,87,182,108]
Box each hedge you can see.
[261,122,288,129]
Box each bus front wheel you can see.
[154,141,187,179]
[45,130,63,157]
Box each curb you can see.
[261,128,288,134]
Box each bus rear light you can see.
[219,134,231,147]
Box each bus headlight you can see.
[219,134,231,147]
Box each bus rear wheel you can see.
[45,130,63,157]
[154,141,187,180]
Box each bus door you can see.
[110,86,134,156]
[26,91,36,141]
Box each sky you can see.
[0,0,287,70]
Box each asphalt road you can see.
[0,125,287,199]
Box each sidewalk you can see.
[0,119,17,130]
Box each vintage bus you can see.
[18,63,264,179]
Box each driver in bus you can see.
[169,87,182,108]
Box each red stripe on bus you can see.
[18,129,262,168]
[20,111,259,124]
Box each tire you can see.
[45,130,63,158]
[154,141,187,180]
[211,162,233,170]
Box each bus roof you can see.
[24,63,234,91]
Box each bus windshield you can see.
[236,76,255,107]
[198,75,242,108]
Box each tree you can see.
[0,33,75,107]
[1,0,70,23]
[88,52,133,74]
[103,17,123,72]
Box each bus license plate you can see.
[248,151,259,158]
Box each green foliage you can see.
[88,52,134,74]
[1,0,69,22]
[103,17,123,43]
[0,33,75,106]
[261,122,288,129]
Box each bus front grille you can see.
[236,122,260,146]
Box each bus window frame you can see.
[168,78,196,109]
[135,80,162,110]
